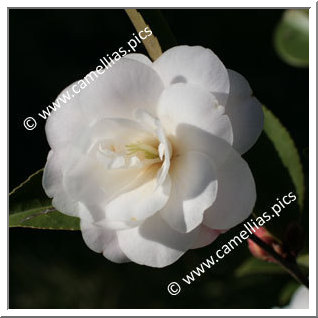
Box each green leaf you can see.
[297,254,309,267]
[10,169,50,213]
[235,257,285,277]
[279,280,300,305]
[236,256,308,280]
[262,106,305,211]
[244,106,305,238]
[274,9,309,67]
[9,208,80,230]
[9,170,80,230]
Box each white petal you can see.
[117,214,199,267]
[102,165,171,227]
[203,146,256,229]
[45,58,164,150]
[173,125,256,229]
[45,82,87,151]
[226,70,264,154]
[60,117,156,218]
[160,151,218,233]
[42,150,80,218]
[174,124,233,167]
[78,58,164,123]
[43,151,100,223]
[63,153,143,223]
[80,220,130,263]
[191,225,221,249]
[59,117,172,225]
[157,83,233,144]
[153,45,230,105]
[124,53,152,66]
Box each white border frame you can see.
[3,1,316,316]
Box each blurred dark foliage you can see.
[9,9,308,309]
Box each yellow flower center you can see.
[125,143,160,160]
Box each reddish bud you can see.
[248,227,286,263]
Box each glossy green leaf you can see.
[9,208,80,230]
[297,254,309,267]
[274,9,309,67]
[262,106,305,210]
[235,257,284,277]
[236,256,308,279]
[244,106,305,238]
[9,169,80,230]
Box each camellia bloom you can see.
[43,46,263,267]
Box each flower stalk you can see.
[125,9,163,61]
[249,233,309,288]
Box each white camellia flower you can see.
[43,46,263,267]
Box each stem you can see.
[249,234,309,288]
[125,9,163,61]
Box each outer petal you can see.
[191,225,222,249]
[78,58,164,123]
[45,82,87,151]
[153,45,230,105]
[203,145,256,229]
[157,84,233,144]
[225,70,264,154]
[80,220,130,263]
[45,150,117,223]
[43,149,104,223]
[174,124,256,229]
[160,151,218,233]
[117,214,199,267]
[124,53,152,66]
[43,150,80,218]
[174,124,233,167]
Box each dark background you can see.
[9,9,309,309]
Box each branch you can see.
[249,234,309,288]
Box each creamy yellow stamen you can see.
[125,143,160,160]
